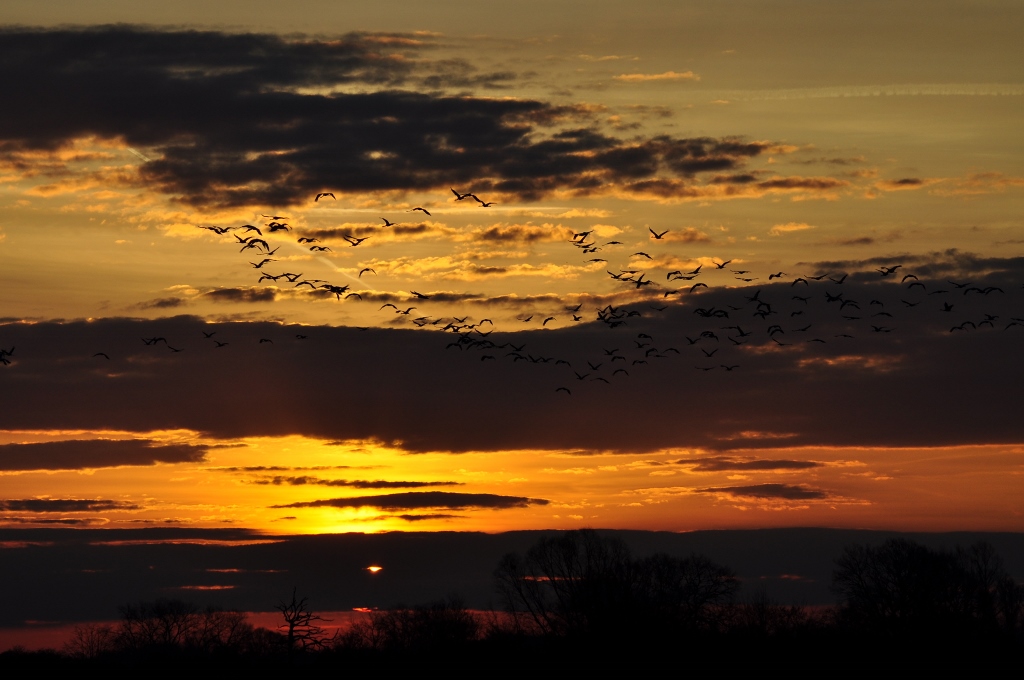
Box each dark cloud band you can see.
[272,491,549,510]
[0,439,207,472]
[1,258,1022,455]
[1,26,780,207]
[0,499,140,512]
[678,457,823,472]
[253,475,461,489]
[695,484,829,501]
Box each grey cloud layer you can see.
[0,440,207,471]
[2,26,779,207]
[677,457,823,472]
[694,484,829,501]
[1,258,1022,454]
[0,499,141,512]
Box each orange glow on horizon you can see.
[0,429,1022,534]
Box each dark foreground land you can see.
[2,637,1020,679]
[2,530,1022,676]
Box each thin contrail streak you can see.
[709,83,1024,102]
[126,147,151,162]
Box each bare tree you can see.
[276,588,332,656]
[634,552,739,632]
[495,529,738,640]
[494,529,633,637]
[340,596,479,652]
[832,538,1024,640]
[63,623,117,659]
[731,584,818,639]
[84,599,260,657]
[117,599,201,651]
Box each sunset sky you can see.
[1,0,1023,551]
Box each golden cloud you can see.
[607,175,849,204]
[874,177,942,192]
[613,70,700,82]
[661,227,711,243]
[769,222,816,236]
[931,172,1024,197]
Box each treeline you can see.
[3,530,1023,673]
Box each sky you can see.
[1,0,1023,549]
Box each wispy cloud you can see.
[272,491,549,510]
[769,222,816,236]
[251,475,461,489]
[613,70,700,83]
[694,483,829,500]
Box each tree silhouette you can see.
[832,538,1024,641]
[63,623,117,659]
[340,596,479,653]
[276,588,332,656]
[64,599,260,659]
[494,529,738,641]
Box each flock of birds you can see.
[3,187,1022,399]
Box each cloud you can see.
[614,175,848,203]
[367,256,587,282]
[394,513,465,521]
[613,71,700,82]
[0,499,140,512]
[579,54,631,62]
[252,475,461,489]
[272,491,549,510]
[518,208,613,219]
[135,296,188,309]
[418,58,518,90]
[793,155,867,166]
[931,172,1024,197]
[818,231,902,247]
[694,484,829,500]
[0,517,105,526]
[826,237,875,247]
[304,222,455,242]
[467,224,574,244]
[661,227,712,243]
[215,465,363,472]
[874,177,929,191]
[340,289,585,309]
[309,221,576,249]
[2,282,1023,455]
[0,27,797,207]
[716,83,1024,102]
[769,222,816,236]
[203,287,278,303]
[677,457,823,472]
[758,177,846,191]
[802,248,1024,279]
[0,439,207,471]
